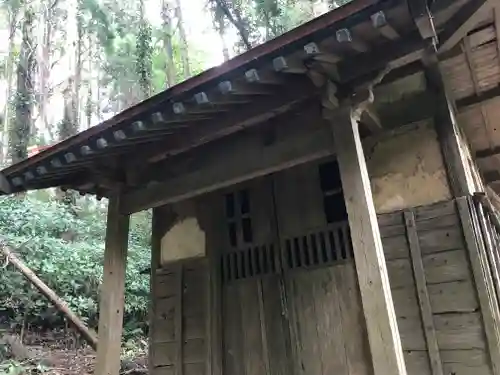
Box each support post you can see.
[328,107,407,375]
[425,57,471,197]
[94,194,130,375]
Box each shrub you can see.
[0,195,151,340]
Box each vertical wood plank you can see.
[176,265,184,375]
[335,263,372,375]
[150,209,162,374]
[312,267,350,375]
[94,194,130,375]
[404,210,444,375]
[205,200,223,375]
[457,197,500,375]
[289,272,324,375]
[330,110,407,375]
[257,281,271,375]
[262,277,293,375]
[222,284,244,375]
[150,206,178,375]
[331,228,342,261]
[239,281,266,375]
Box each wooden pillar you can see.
[94,194,130,375]
[329,109,407,375]
[425,57,471,197]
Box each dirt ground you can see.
[0,328,147,375]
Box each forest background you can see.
[0,0,351,354]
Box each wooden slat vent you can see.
[221,221,351,284]
[282,221,352,271]
[221,243,279,283]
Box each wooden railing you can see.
[470,193,500,306]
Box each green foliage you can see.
[136,4,153,100]
[0,196,151,340]
[80,0,115,53]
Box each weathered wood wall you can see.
[379,198,498,375]
[148,159,500,375]
[150,259,210,375]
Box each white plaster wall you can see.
[160,201,206,265]
[367,120,452,213]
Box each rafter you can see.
[438,0,496,53]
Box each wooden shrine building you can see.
[4,0,500,374]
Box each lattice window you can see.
[221,190,279,283]
[318,161,348,224]
[225,190,253,248]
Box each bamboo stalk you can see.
[1,244,98,350]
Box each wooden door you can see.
[274,161,372,375]
[218,179,293,375]
[216,160,372,375]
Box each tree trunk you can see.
[211,3,230,62]
[174,0,191,79]
[213,0,252,50]
[161,0,176,87]
[137,0,152,100]
[2,9,18,164]
[1,244,98,350]
[85,34,93,130]
[58,79,78,210]
[74,3,83,129]
[220,29,230,62]
[9,6,35,164]
[38,3,54,143]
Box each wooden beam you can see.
[303,42,341,84]
[376,90,437,129]
[484,170,500,182]
[120,124,335,214]
[94,194,130,375]
[456,84,500,109]
[477,147,500,159]
[304,42,341,63]
[359,103,382,133]
[424,58,471,197]
[146,77,319,163]
[218,80,272,96]
[336,28,369,53]
[272,56,308,74]
[494,5,500,65]
[404,211,444,375]
[407,0,438,41]
[438,0,494,53]
[338,31,425,83]
[371,10,400,40]
[328,109,407,375]
[0,173,12,194]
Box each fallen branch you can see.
[0,244,98,350]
